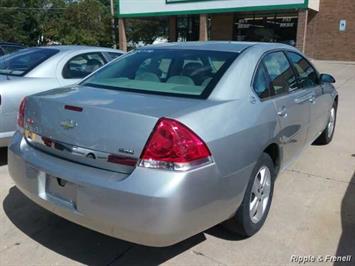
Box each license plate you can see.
[46,175,77,205]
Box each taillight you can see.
[17,97,27,128]
[139,118,212,171]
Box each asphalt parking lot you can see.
[0,60,354,266]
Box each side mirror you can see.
[320,73,336,84]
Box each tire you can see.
[313,102,337,145]
[223,153,275,237]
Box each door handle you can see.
[309,96,316,104]
[277,107,288,118]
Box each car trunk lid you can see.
[24,85,208,174]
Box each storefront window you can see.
[233,13,298,46]
[177,15,200,41]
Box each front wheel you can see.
[313,102,337,145]
[223,153,275,237]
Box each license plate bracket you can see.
[46,175,77,208]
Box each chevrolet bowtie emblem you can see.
[60,120,78,129]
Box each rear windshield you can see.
[82,49,238,98]
[0,48,59,76]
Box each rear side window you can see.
[263,52,297,95]
[287,52,318,88]
[253,64,271,99]
[82,49,238,99]
[63,52,106,79]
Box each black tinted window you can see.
[108,52,122,61]
[287,52,318,88]
[63,53,106,79]
[263,52,297,95]
[253,64,270,99]
[2,45,23,54]
[0,48,59,76]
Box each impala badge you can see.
[60,120,78,129]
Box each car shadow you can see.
[3,186,242,265]
[0,147,8,166]
[334,171,355,265]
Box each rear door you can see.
[286,51,329,143]
[262,51,311,166]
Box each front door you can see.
[262,51,311,167]
[286,51,330,143]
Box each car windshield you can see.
[82,49,238,98]
[0,48,59,76]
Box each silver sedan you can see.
[0,46,124,147]
[8,42,338,247]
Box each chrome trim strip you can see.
[24,130,136,173]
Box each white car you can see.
[0,45,124,147]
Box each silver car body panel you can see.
[8,42,337,246]
[0,46,124,147]
[9,131,250,247]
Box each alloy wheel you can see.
[249,166,272,224]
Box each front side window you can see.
[287,52,318,88]
[63,53,106,79]
[0,48,59,76]
[253,64,271,99]
[82,49,238,98]
[263,51,297,95]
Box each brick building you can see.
[116,0,355,61]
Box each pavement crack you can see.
[106,245,134,266]
[192,249,228,266]
[286,169,355,185]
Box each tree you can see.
[0,0,67,45]
[0,0,168,48]
[126,18,168,48]
[0,0,112,46]
[55,0,112,46]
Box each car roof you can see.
[0,42,24,47]
[26,45,123,53]
[140,41,297,54]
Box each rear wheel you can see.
[313,102,337,145]
[223,153,275,237]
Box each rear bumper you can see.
[8,131,250,247]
